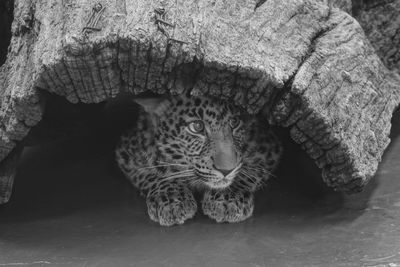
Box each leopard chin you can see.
[204,178,234,189]
[196,162,242,189]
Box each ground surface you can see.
[0,116,399,267]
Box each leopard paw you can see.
[146,187,197,226]
[202,190,254,223]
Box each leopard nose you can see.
[213,165,233,176]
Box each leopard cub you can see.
[115,94,282,226]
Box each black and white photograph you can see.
[0,0,399,266]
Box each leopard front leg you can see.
[146,181,197,226]
[202,189,254,223]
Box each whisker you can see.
[242,176,258,189]
[242,165,276,178]
[137,163,189,171]
[158,170,195,182]
[231,178,251,191]
[244,166,272,176]
[160,169,193,178]
[156,160,187,166]
[239,170,266,189]
[190,179,204,189]
[159,173,194,182]
[240,170,257,185]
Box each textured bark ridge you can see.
[330,0,352,13]
[354,0,400,74]
[1,0,400,203]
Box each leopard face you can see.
[136,95,251,189]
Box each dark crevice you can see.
[160,41,171,76]
[254,0,268,11]
[265,73,295,124]
[0,0,14,66]
[97,46,109,99]
[230,66,240,99]
[93,47,108,98]
[71,57,87,102]
[144,42,153,90]
[61,59,81,102]
[126,39,133,93]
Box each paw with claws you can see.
[146,184,197,226]
[202,189,254,223]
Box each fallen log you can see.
[1,0,399,203]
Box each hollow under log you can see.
[1,0,400,203]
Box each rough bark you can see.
[330,0,352,13]
[1,0,400,203]
[353,0,400,74]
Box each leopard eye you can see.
[229,116,241,129]
[188,120,205,134]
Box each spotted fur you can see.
[115,94,282,226]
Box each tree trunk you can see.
[1,0,399,203]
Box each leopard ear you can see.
[133,97,170,116]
